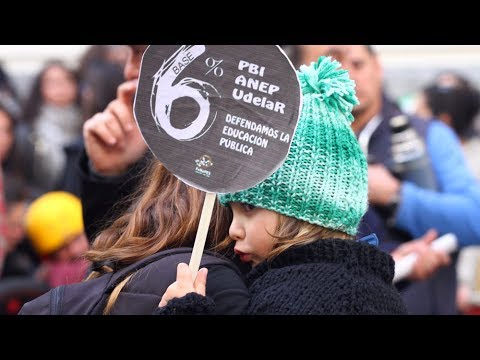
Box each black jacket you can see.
[156,239,408,315]
[77,150,152,242]
[18,248,249,315]
[55,136,84,197]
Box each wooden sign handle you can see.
[189,192,217,276]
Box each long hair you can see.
[22,60,80,124]
[86,160,231,269]
[216,212,353,262]
[424,73,480,139]
[85,160,232,314]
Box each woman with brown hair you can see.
[19,159,249,315]
[18,46,249,315]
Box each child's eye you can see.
[242,203,256,212]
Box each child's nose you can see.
[229,220,245,242]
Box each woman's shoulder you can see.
[125,249,245,296]
[123,250,249,315]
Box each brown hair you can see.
[216,212,353,262]
[84,160,232,314]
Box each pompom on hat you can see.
[219,56,368,236]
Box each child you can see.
[25,191,90,288]
[156,56,408,315]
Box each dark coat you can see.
[18,248,249,315]
[155,239,408,315]
[357,95,458,315]
[77,150,152,242]
[55,136,84,197]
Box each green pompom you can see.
[297,56,359,124]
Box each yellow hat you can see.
[25,191,84,256]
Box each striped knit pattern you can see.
[219,56,368,235]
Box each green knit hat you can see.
[218,56,368,236]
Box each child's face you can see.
[229,202,279,267]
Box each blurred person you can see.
[156,57,407,315]
[25,191,90,288]
[0,103,35,278]
[0,103,16,172]
[417,72,480,179]
[79,45,150,242]
[1,201,38,279]
[0,104,15,209]
[12,61,83,196]
[79,60,126,121]
[57,60,125,197]
[0,101,42,311]
[77,45,129,80]
[417,72,480,314]
[297,45,480,314]
[0,99,30,199]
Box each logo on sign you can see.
[195,155,213,178]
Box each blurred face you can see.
[228,202,278,267]
[124,45,148,81]
[41,65,78,107]
[55,232,89,262]
[299,45,383,118]
[0,110,14,162]
[66,232,89,258]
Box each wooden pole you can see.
[189,192,216,276]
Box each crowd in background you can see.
[0,45,128,314]
[1,45,480,315]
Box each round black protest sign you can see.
[134,45,301,193]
